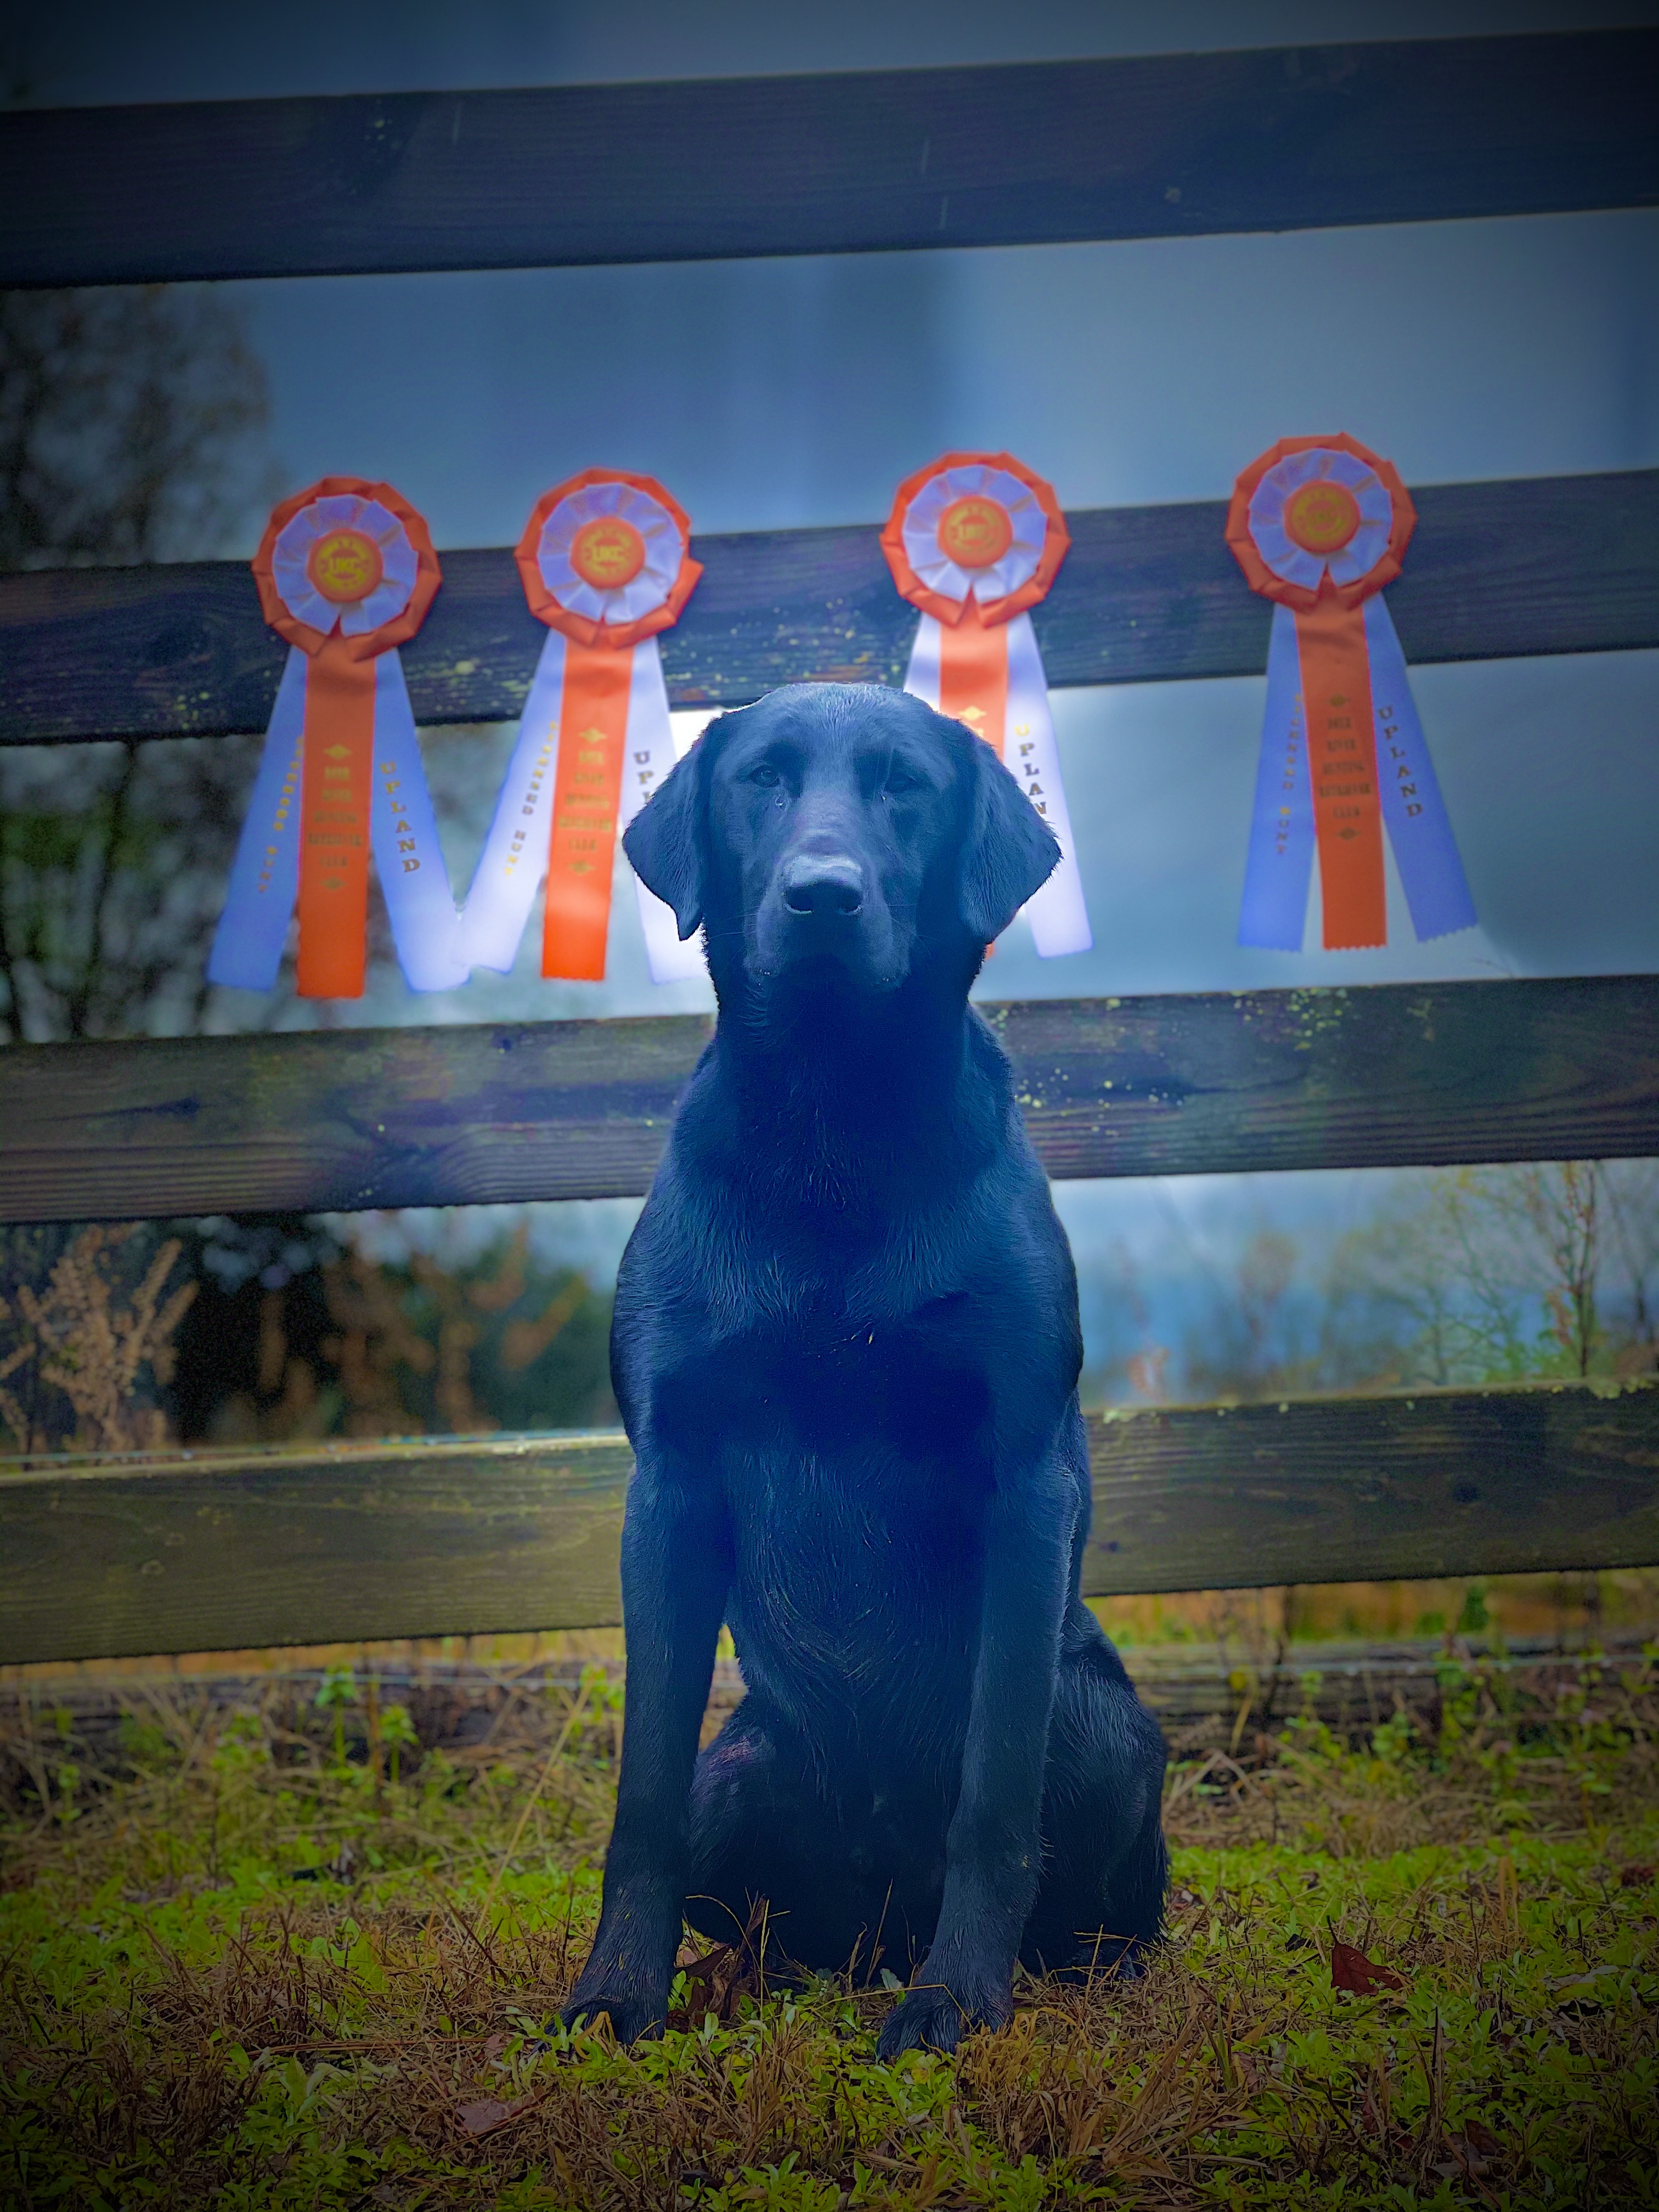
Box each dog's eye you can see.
[884,765,922,795]
[749,761,782,788]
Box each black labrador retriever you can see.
[564,681,1166,2057]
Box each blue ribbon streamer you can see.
[206,646,306,991]
[1238,597,1477,951]
[1238,603,1315,951]
[1364,596,1477,941]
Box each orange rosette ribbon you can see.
[456,469,703,983]
[881,452,1090,955]
[1226,434,1475,951]
[211,477,460,999]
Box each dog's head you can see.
[624,682,1060,1004]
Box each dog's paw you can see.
[560,1980,667,2046]
[876,1972,1011,2059]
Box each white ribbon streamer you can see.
[902,612,1091,958]
[1003,612,1093,957]
[618,641,708,981]
[455,629,703,983]
[453,629,568,974]
[369,652,467,991]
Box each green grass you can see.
[3,1654,1657,2208]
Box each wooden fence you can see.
[2,26,1657,1667]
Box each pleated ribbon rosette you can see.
[881,453,1091,956]
[456,469,704,984]
[1226,435,1476,952]
[208,477,464,998]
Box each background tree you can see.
[1094,1160,1659,1408]
[0,283,277,1042]
[0,269,285,1441]
[1343,1161,1659,1385]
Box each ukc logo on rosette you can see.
[1226,435,1476,952]
[881,453,1090,957]
[455,469,704,985]
[208,478,464,1000]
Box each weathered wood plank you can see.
[0,1432,636,1666]
[1081,1384,1659,1597]
[2,1381,1653,1664]
[2,471,1654,746]
[3,32,1654,289]
[1,975,1655,1226]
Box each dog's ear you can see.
[959,734,1062,943]
[623,733,709,939]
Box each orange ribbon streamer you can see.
[294,635,377,997]
[1293,592,1387,949]
[936,599,1011,759]
[540,646,634,980]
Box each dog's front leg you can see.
[877,1462,1072,2059]
[562,1453,729,2042]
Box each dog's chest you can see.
[652,1310,991,1482]
[718,1373,986,1762]
[657,1319,991,1699]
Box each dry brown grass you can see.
[3,1650,1658,2208]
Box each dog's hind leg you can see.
[1019,1606,1169,1983]
[685,1700,887,1978]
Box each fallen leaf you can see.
[1465,2117,1503,2157]
[679,1941,733,1985]
[455,2096,523,2137]
[1618,1863,1655,1887]
[481,2032,509,2062]
[674,1938,761,2024]
[1330,1940,1406,1994]
[1441,2131,1497,2181]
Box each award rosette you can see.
[208,478,464,998]
[881,452,1091,956]
[455,469,704,984]
[1226,435,1476,952]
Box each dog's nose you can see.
[782,854,864,917]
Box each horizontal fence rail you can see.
[2,1381,1654,1665]
[2,976,1657,1224]
[3,32,1655,289]
[2,470,1655,746]
[15,1637,1640,1741]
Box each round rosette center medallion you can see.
[1284,480,1361,556]
[936,495,1014,571]
[570,516,647,592]
[307,528,385,606]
